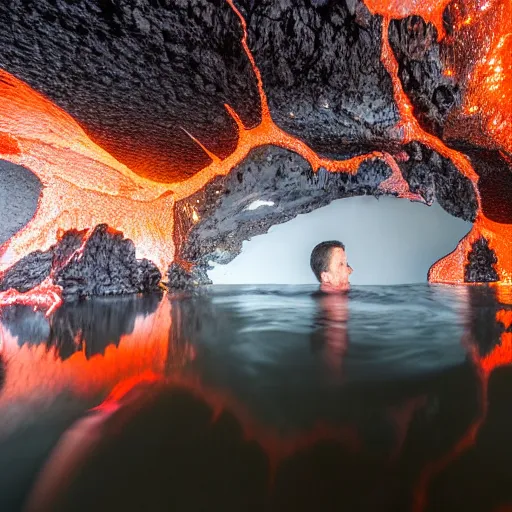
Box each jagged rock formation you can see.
[0,293,161,359]
[465,237,499,283]
[0,0,510,292]
[0,225,161,299]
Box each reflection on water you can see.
[0,284,512,511]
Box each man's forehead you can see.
[330,247,346,260]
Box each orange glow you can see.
[1,0,510,304]
[0,296,174,410]
[454,0,512,153]
[379,152,427,201]
[372,3,512,286]
[0,278,62,316]
[481,332,512,374]
[0,70,175,276]
[0,131,20,155]
[83,372,424,482]
[364,0,452,39]
[414,292,512,511]
[496,309,512,330]
[413,364,488,512]
[94,373,361,479]
[427,0,512,284]
[0,296,361,478]
[379,17,480,186]
[496,285,512,306]
[0,1,427,303]
[428,216,512,284]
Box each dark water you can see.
[0,284,511,511]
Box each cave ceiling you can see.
[0,0,511,300]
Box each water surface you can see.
[0,284,511,511]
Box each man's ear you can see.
[320,271,330,284]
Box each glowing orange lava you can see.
[379,16,480,186]
[426,0,512,284]
[365,0,453,38]
[0,70,175,276]
[0,278,62,316]
[0,0,429,305]
[448,0,512,154]
[414,286,512,512]
[367,0,512,285]
[0,297,174,414]
[1,0,509,303]
[429,213,512,284]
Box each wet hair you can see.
[310,241,345,282]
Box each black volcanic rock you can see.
[174,145,393,281]
[54,225,162,299]
[465,237,499,283]
[0,0,508,291]
[0,251,53,294]
[388,16,460,137]
[238,0,400,154]
[399,142,478,221]
[168,262,212,290]
[0,224,162,298]
[0,0,261,182]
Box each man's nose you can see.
[348,265,353,274]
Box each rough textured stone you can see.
[240,0,400,154]
[0,251,53,293]
[388,16,460,137]
[0,0,261,182]
[399,142,478,221]
[0,224,162,298]
[464,237,499,283]
[0,0,510,292]
[173,145,393,282]
[0,160,42,246]
[167,262,211,290]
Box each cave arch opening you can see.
[208,196,472,286]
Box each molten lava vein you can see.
[0,297,174,415]
[365,0,453,39]
[0,70,174,276]
[2,0,509,298]
[452,0,512,154]
[0,0,427,306]
[413,286,512,512]
[431,0,512,284]
[368,0,512,285]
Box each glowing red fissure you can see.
[0,0,431,312]
[364,3,512,506]
[371,0,512,285]
[413,285,512,512]
[0,0,510,299]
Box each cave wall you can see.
[208,196,472,285]
[0,0,510,296]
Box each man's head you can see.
[310,241,352,292]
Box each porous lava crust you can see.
[0,225,161,299]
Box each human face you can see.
[320,247,353,292]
